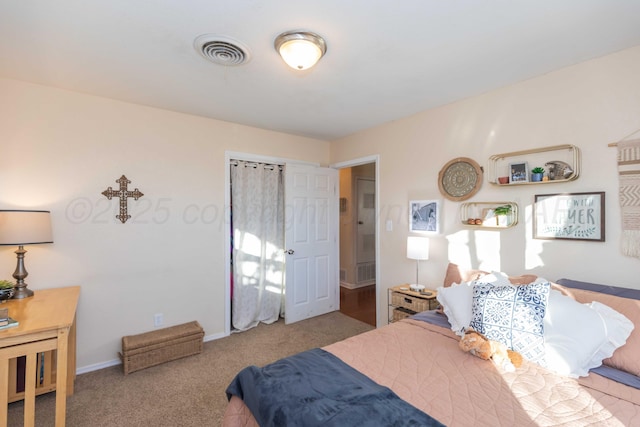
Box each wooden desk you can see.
[0,286,80,427]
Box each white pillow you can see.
[481,270,514,287]
[544,290,634,378]
[436,281,473,335]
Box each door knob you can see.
[285,249,294,255]
[358,221,364,224]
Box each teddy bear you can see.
[458,328,523,372]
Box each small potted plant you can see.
[531,167,545,182]
[0,280,15,303]
[493,205,512,227]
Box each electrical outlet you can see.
[153,313,163,328]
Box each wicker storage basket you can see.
[391,292,430,313]
[120,321,204,375]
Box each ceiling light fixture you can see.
[274,30,326,70]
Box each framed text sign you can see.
[533,192,605,241]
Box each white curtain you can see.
[231,160,285,331]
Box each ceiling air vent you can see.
[194,34,251,66]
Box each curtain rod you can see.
[609,140,640,147]
[609,128,640,147]
[230,159,283,170]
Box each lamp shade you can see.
[407,236,429,261]
[0,210,53,245]
[274,31,327,70]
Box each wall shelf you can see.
[460,202,518,228]
[487,144,580,185]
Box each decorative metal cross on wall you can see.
[101,175,144,223]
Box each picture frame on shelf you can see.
[533,192,605,241]
[409,200,440,233]
[509,162,529,183]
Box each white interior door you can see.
[284,163,339,324]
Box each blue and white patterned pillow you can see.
[469,281,551,366]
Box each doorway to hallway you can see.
[337,161,377,327]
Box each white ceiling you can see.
[2,1,640,141]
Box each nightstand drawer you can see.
[392,307,414,322]
[391,292,435,312]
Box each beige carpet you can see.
[7,312,373,427]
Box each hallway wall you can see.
[339,163,375,287]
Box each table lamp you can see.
[0,210,53,299]
[407,236,429,291]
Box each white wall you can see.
[331,45,640,327]
[0,78,330,370]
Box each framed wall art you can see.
[533,192,605,241]
[509,162,528,183]
[410,200,440,233]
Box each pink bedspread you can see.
[223,319,640,426]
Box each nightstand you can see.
[388,285,438,323]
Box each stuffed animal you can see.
[459,328,523,372]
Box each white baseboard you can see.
[203,331,226,342]
[76,358,121,375]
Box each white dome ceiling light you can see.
[194,34,251,66]
[274,30,326,71]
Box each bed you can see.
[223,266,640,426]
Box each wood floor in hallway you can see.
[339,284,376,327]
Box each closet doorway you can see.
[225,152,339,335]
[336,158,378,327]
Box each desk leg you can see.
[24,353,37,427]
[55,328,69,427]
[67,317,76,396]
[0,358,8,427]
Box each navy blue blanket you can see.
[226,348,444,427]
